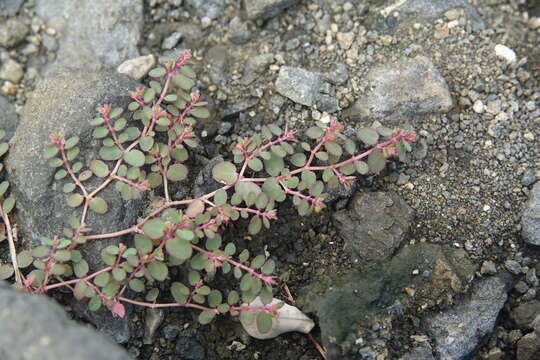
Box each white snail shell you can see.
[240,297,315,340]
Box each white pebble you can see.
[494,44,517,63]
[472,100,484,113]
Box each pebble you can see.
[505,260,522,275]
[473,100,484,113]
[494,44,517,63]
[480,260,497,275]
[162,32,183,50]
[0,58,23,84]
[0,18,29,48]
[117,55,156,80]
[336,32,354,50]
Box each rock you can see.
[35,0,142,72]
[423,275,510,360]
[175,328,210,360]
[117,54,156,80]
[336,32,355,50]
[401,347,435,360]
[323,62,349,86]
[505,259,523,275]
[0,281,131,360]
[275,66,338,113]
[143,308,164,345]
[162,31,183,50]
[242,53,274,85]
[366,0,485,33]
[0,95,19,141]
[185,0,224,20]
[244,0,299,21]
[0,58,24,84]
[516,333,540,360]
[5,70,145,342]
[522,182,540,246]
[228,16,251,45]
[0,0,24,16]
[347,56,452,123]
[205,45,229,86]
[297,243,475,359]
[332,191,414,263]
[72,300,131,344]
[511,301,540,328]
[0,18,29,48]
[494,44,517,64]
[191,156,224,198]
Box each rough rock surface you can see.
[332,191,414,263]
[510,300,540,328]
[0,18,28,48]
[522,182,540,246]
[366,0,485,32]
[35,0,142,71]
[516,332,540,360]
[5,70,144,343]
[275,66,338,113]
[423,275,511,360]
[0,281,131,360]
[0,95,19,141]
[0,0,24,17]
[348,56,453,123]
[185,0,225,20]
[244,0,299,21]
[298,243,475,359]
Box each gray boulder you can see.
[35,0,142,72]
[0,0,24,16]
[522,182,540,246]
[244,0,299,21]
[347,56,453,123]
[0,281,131,360]
[275,66,338,113]
[0,95,19,141]
[332,191,414,263]
[423,275,511,360]
[6,70,144,343]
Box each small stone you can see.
[444,9,461,21]
[526,268,539,287]
[228,16,251,45]
[514,280,529,294]
[117,55,156,80]
[244,0,299,20]
[485,347,503,360]
[336,32,355,50]
[522,182,540,246]
[0,0,24,17]
[1,81,18,95]
[0,18,29,48]
[516,333,540,360]
[162,324,181,341]
[494,44,517,64]
[162,32,183,50]
[0,58,24,84]
[480,260,497,275]
[528,17,540,30]
[511,301,540,328]
[505,260,522,275]
[522,288,537,301]
[472,100,484,113]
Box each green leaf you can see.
[171,282,189,303]
[74,280,88,300]
[198,309,216,325]
[0,143,8,157]
[110,108,123,119]
[377,127,393,137]
[251,255,266,269]
[257,312,273,334]
[129,279,145,292]
[173,74,195,90]
[54,169,68,180]
[112,268,126,282]
[248,216,262,235]
[93,126,109,139]
[144,88,156,103]
[306,126,324,139]
[74,260,89,277]
[143,219,165,239]
[63,183,76,193]
[145,288,159,301]
[248,158,263,172]
[212,161,238,185]
[213,189,228,206]
[16,250,33,268]
[224,243,236,256]
[149,67,166,77]
[228,290,240,305]
[325,141,342,157]
[355,161,369,175]
[240,310,255,325]
[66,193,84,208]
[88,296,102,311]
[368,149,386,173]
[0,264,14,280]
[166,237,192,260]
[171,147,188,162]
[140,136,154,151]
[94,272,110,287]
[262,259,275,275]
[64,136,79,149]
[0,181,12,197]
[262,178,285,202]
[148,261,168,281]
[239,249,250,263]
[176,229,194,241]
[48,158,63,167]
[124,149,145,167]
[135,234,153,254]
[180,65,196,78]
[44,145,59,159]
[191,107,210,119]
[240,273,252,291]
[100,146,122,161]
[208,290,222,307]
[290,153,306,167]
[166,163,188,181]
[89,197,108,214]
[263,153,284,177]
[90,160,109,177]
[357,128,380,146]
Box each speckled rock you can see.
[0,58,24,84]
[244,0,299,21]
[0,0,24,16]
[423,275,512,360]
[0,281,131,360]
[332,191,414,263]
[35,0,142,72]
[511,301,540,329]
[0,95,19,141]
[522,182,540,246]
[0,18,29,48]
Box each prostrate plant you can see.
[9,50,415,335]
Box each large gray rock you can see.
[366,0,485,32]
[0,0,24,16]
[510,300,540,329]
[6,70,144,343]
[0,282,131,360]
[275,66,338,113]
[0,18,29,48]
[423,275,511,360]
[298,243,476,359]
[347,56,453,123]
[244,0,299,20]
[522,182,540,246]
[185,0,225,20]
[35,0,142,72]
[0,95,19,141]
[332,191,414,263]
